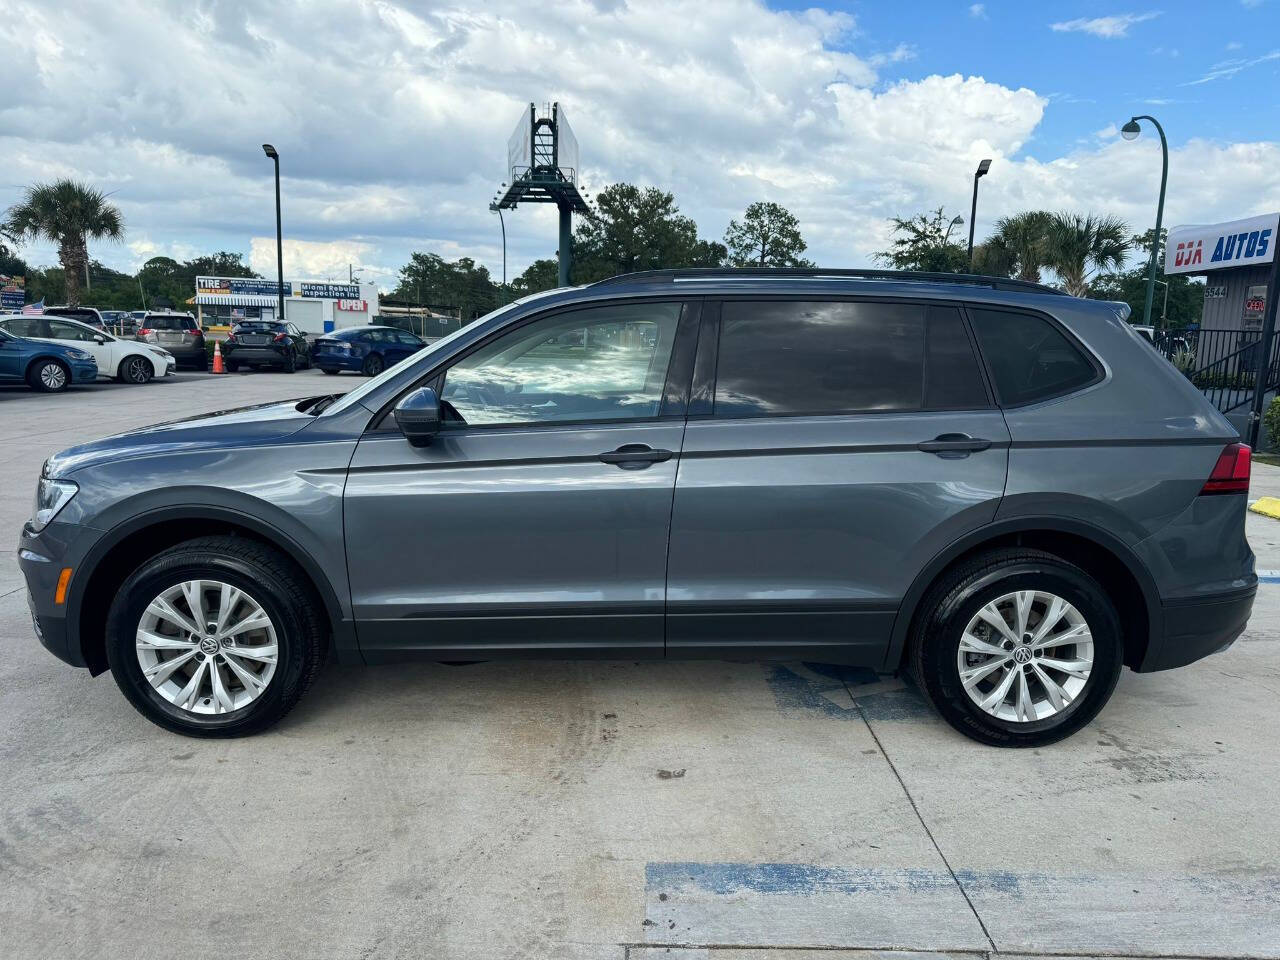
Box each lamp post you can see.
[1121,115,1168,328]
[489,202,507,298]
[262,144,286,322]
[967,158,992,270]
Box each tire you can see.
[225,360,239,373]
[105,536,327,737]
[117,355,154,384]
[362,353,384,376]
[322,368,339,375]
[907,548,1123,747]
[282,352,297,373]
[27,358,70,392]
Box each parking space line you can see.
[850,691,999,953]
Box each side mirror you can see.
[393,386,441,447]
[93,334,106,344]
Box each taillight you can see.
[138,328,153,337]
[273,332,287,342]
[224,333,236,344]
[1201,442,1251,495]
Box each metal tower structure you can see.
[491,102,591,287]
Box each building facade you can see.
[194,276,380,333]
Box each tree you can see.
[984,210,1054,282]
[874,207,968,273]
[724,201,812,267]
[1043,212,1131,297]
[573,183,724,282]
[3,179,124,306]
[511,258,560,296]
[391,252,499,321]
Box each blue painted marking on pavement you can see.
[1256,569,1280,583]
[644,862,1068,897]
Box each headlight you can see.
[31,477,78,532]
[67,349,92,360]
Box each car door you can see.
[287,323,309,363]
[45,318,116,376]
[343,299,698,661]
[665,297,1011,664]
[390,330,422,364]
[0,328,23,380]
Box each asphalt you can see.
[1,369,1277,960]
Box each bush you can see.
[1263,397,1280,453]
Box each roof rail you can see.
[590,267,1067,297]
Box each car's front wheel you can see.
[908,548,1123,747]
[118,355,154,384]
[28,358,71,392]
[106,536,326,737]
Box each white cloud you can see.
[969,3,988,18]
[1185,49,1280,84]
[1,0,1277,285]
[1050,12,1161,38]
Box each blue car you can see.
[0,326,98,392]
[311,325,426,376]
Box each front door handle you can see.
[917,433,992,457]
[598,443,674,470]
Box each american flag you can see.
[21,299,44,315]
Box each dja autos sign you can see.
[1166,213,1278,275]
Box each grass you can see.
[1253,453,1280,468]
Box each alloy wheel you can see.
[956,589,1094,723]
[128,357,151,383]
[135,579,279,715]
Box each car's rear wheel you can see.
[282,352,297,373]
[27,358,70,392]
[106,536,326,737]
[908,548,1122,747]
[118,355,153,384]
[362,353,383,376]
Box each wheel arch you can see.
[885,517,1161,673]
[24,353,71,379]
[116,352,157,379]
[72,506,356,675]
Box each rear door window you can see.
[968,308,1098,406]
[712,300,926,417]
[925,306,989,409]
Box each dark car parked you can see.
[312,325,425,376]
[222,321,311,373]
[137,313,206,370]
[0,326,98,391]
[19,269,1257,745]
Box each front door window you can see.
[440,302,682,426]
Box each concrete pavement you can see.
[1,370,1277,960]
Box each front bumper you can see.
[1140,584,1256,672]
[18,519,96,668]
[71,359,98,383]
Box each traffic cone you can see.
[212,341,225,374]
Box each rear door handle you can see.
[917,433,992,457]
[598,443,674,469]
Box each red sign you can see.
[336,299,367,312]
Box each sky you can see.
[3,0,1279,293]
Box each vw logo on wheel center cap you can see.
[199,636,220,655]
[1013,646,1032,664]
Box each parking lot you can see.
[2,370,1279,960]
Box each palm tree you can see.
[989,210,1054,282]
[4,180,124,306]
[1044,212,1130,297]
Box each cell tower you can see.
[491,102,591,287]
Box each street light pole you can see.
[967,159,992,271]
[1121,115,1168,328]
[489,202,507,301]
[262,144,286,323]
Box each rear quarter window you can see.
[968,308,1098,406]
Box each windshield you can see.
[323,299,535,416]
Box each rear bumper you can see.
[314,353,362,371]
[1139,584,1256,672]
[225,346,290,365]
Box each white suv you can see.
[0,314,175,383]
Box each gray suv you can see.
[18,270,1256,746]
